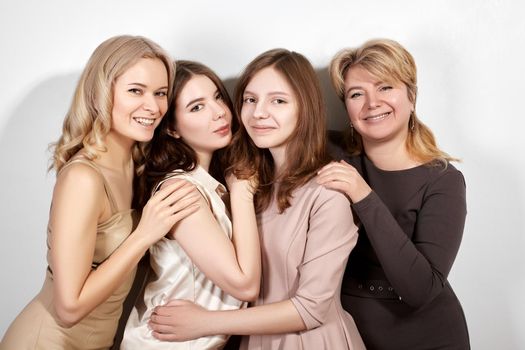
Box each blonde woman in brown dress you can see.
[146,49,366,350]
[0,35,200,350]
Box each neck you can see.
[97,131,134,172]
[363,137,420,171]
[196,150,213,173]
[269,146,287,178]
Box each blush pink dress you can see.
[240,179,366,350]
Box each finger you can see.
[163,184,200,207]
[316,171,351,184]
[163,299,192,307]
[169,194,201,215]
[154,180,195,202]
[150,312,175,325]
[317,161,341,173]
[169,203,200,224]
[152,331,180,341]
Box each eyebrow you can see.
[345,81,385,96]
[243,90,291,97]
[127,82,168,90]
[185,89,220,108]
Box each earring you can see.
[167,129,181,139]
[410,112,415,132]
[350,123,354,143]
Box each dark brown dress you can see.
[329,135,470,350]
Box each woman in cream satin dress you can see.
[120,61,261,349]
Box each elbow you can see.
[54,303,84,328]
[230,280,260,302]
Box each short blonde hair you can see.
[330,39,457,165]
[51,35,174,172]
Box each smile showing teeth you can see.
[134,117,155,126]
[365,112,390,121]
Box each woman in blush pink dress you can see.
[146,49,366,350]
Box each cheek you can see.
[159,100,168,115]
[344,102,360,122]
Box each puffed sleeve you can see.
[290,187,358,330]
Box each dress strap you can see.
[59,157,119,214]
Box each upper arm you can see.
[49,164,106,309]
[160,179,243,297]
[291,188,358,329]
[415,169,467,280]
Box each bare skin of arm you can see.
[163,173,261,302]
[149,299,305,341]
[50,163,200,328]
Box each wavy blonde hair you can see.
[50,35,174,173]
[330,38,457,165]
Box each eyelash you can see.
[190,104,204,112]
[128,88,167,97]
[243,97,256,104]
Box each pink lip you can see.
[214,124,230,134]
[251,125,275,131]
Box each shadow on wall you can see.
[0,72,79,336]
[223,67,349,132]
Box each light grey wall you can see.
[1,1,523,348]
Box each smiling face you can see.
[344,65,414,147]
[173,74,232,162]
[110,57,169,145]
[241,66,298,164]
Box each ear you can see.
[167,129,181,139]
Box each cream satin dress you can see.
[121,166,245,350]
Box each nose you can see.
[366,91,381,109]
[143,94,160,115]
[253,102,269,119]
[212,101,227,120]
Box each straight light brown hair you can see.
[227,49,330,213]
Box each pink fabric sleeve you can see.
[290,188,358,330]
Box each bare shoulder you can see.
[53,162,106,211]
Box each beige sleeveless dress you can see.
[1,158,137,350]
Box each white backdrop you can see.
[1,1,524,348]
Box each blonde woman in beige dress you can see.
[120,60,260,349]
[147,50,366,350]
[0,36,200,350]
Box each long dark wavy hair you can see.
[226,49,330,213]
[134,60,236,209]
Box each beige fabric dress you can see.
[121,166,245,350]
[240,179,366,350]
[1,159,137,350]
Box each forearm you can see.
[55,230,150,326]
[206,300,305,336]
[354,190,465,307]
[229,190,261,299]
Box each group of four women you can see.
[1,35,470,350]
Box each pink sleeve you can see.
[290,188,358,329]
